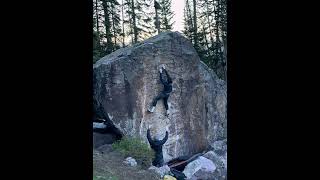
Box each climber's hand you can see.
[159,68,163,73]
[162,64,166,69]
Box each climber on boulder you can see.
[148,64,172,116]
[147,128,169,167]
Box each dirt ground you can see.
[93,144,161,180]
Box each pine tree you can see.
[158,0,174,31]
[93,0,124,62]
[123,0,155,43]
[109,0,122,50]
[201,0,214,46]
[218,0,227,80]
[123,0,134,44]
[137,0,156,39]
[212,0,226,80]
[192,0,198,49]
[183,0,227,80]
[183,0,194,43]
[197,14,212,67]
[121,0,126,47]
[101,0,113,53]
[94,0,101,49]
[93,0,106,63]
[131,0,138,42]
[154,0,161,33]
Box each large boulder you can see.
[182,156,216,180]
[203,151,227,180]
[148,165,171,178]
[93,132,118,149]
[93,31,227,162]
[210,139,227,156]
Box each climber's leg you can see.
[148,93,165,112]
[163,95,169,110]
[163,94,170,116]
[152,152,164,167]
[157,158,164,167]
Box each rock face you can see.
[96,144,113,153]
[182,156,216,180]
[93,31,227,162]
[203,151,227,180]
[93,132,118,148]
[210,139,227,156]
[148,165,171,178]
[123,157,138,167]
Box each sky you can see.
[171,0,185,32]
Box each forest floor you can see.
[93,144,161,180]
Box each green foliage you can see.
[183,0,227,80]
[93,50,105,64]
[93,31,107,64]
[112,136,155,167]
[159,0,175,31]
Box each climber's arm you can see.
[163,69,172,84]
[159,70,165,85]
[163,69,170,79]
[147,129,155,146]
[160,131,169,145]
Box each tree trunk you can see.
[95,0,100,49]
[186,0,193,43]
[131,0,138,43]
[223,38,227,81]
[121,0,125,47]
[192,0,198,48]
[111,5,117,49]
[202,24,211,57]
[155,7,160,34]
[204,0,214,45]
[102,0,113,53]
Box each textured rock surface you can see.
[123,157,138,167]
[96,144,113,153]
[203,151,227,180]
[93,132,118,148]
[148,165,171,178]
[182,156,216,180]
[93,31,227,162]
[210,139,227,155]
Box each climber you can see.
[148,64,172,116]
[147,128,169,167]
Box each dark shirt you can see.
[160,69,172,94]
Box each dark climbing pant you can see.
[152,92,170,110]
[153,152,164,167]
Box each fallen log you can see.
[167,153,203,170]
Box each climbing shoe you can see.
[148,106,155,113]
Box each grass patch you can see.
[112,136,155,168]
